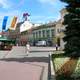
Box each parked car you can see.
[35,40,47,46]
[46,40,53,46]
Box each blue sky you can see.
[0,0,66,31]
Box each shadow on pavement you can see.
[0,57,49,63]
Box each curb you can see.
[30,50,54,52]
[49,54,56,80]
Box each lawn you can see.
[52,52,80,80]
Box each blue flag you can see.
[2,16,8,30]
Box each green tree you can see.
[60,0,80,56]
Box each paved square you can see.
[0,46,52,80]
[0,61,42,80]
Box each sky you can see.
[0,0,67,31]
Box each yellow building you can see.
[55,8,68,50]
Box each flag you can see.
[9,16,17,30]
[23,13,30,17]
[23,13,30,21]
[2,16,8,31]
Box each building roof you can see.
[32,22,56,31]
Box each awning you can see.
[0,37,15,43]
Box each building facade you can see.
[55,8,68,50]
[30,22,56,46]
[20,21,56,46]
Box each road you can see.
[0,46,54,80]
[30,46,56,52]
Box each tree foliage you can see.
[60,0,80,56]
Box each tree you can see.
[60,0,80,56]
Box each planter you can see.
[51,53,80,80]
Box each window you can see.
[33,32,35,39]
[39,31,41,38]
[36,32,38,39]
[42,30,45,37]
[51,29,54,37]
[57,28,61,33]
[46,30,50,37]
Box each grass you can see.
[52,51,80,80]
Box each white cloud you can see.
[38,0,55,5]
[0,0,25,9]
[30,15,60,24]
[38,0,66,8]
[0,0,12,9]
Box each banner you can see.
[9,16,17,30]
[2,16,8,31]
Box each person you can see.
[16,43,18,46]
[25,42,30,55]
[56,44,58,51]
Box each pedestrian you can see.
[56,44,58,51]
[25,42,30,55]
[16,43,18,46]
